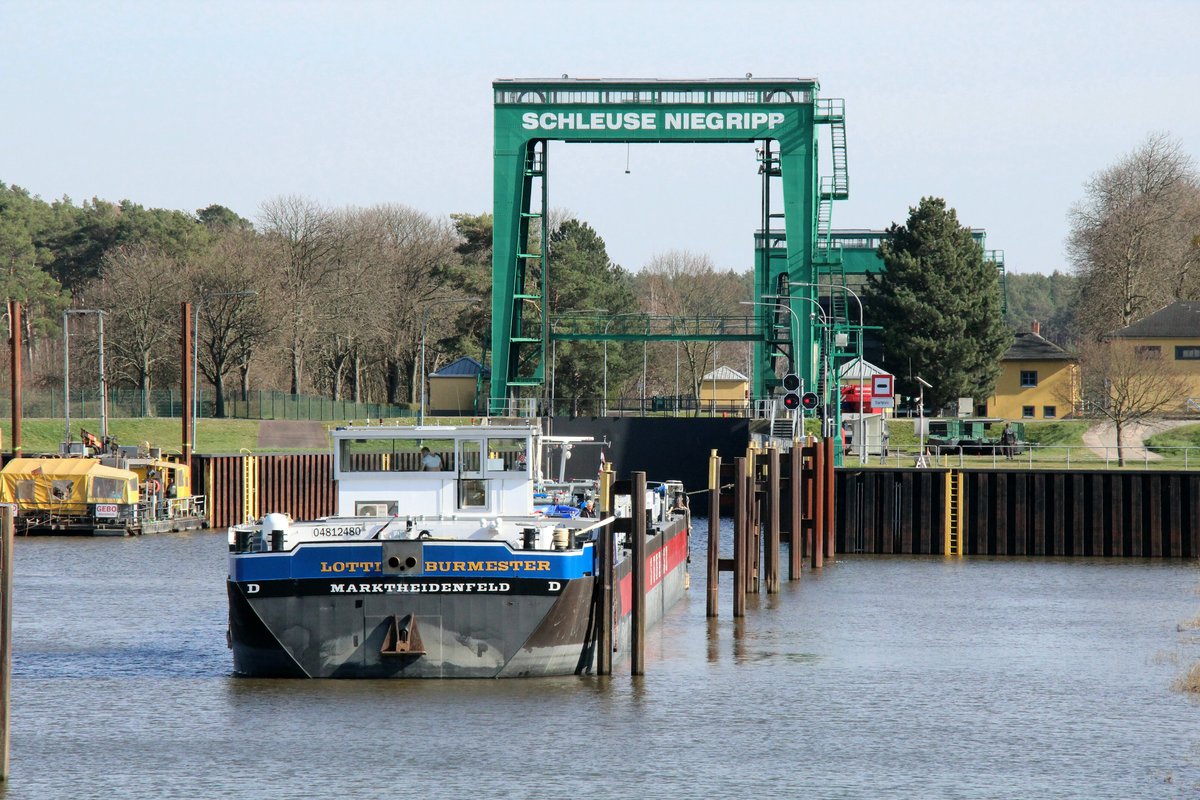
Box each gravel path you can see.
[1080,418,1194,461]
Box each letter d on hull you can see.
[245,583,260,594]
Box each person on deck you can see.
[420,447,443,471]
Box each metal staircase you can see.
[986,249,1007,314]
[506,141,549,387]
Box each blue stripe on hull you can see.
[230,540,594,583]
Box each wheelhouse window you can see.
[1175,346,1200,360]
[486,437,527,472]
[1022,406,1035,418]
[1020,370,1038,388]
[339,437,454,472]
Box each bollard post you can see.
[706,449,720,618]
[789,440,802,581]
[0,504,12,781]
[596,519,613,675]
[631,471,647,676]
[767,446,780,593]
[812,439,824,569]
[825,435,836,559]
[732,457,746,617]
[744,444,758,594]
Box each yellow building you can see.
[698,366,749,413]
[982,323,1079,420]
[428,357,489,415]
[1105,301,1200,410]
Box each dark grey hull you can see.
[228,520,689,679]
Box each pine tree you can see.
[865,197,1011,412]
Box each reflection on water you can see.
[5,520,1200,799]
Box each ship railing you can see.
[868,443,1200,470]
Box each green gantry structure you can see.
[489,77,849,414]
[488,78,1005,428]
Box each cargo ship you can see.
[226,421,690,678]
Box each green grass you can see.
[1,418,263,456]
[1146,423,1200,450]
[1022,420,1089,446]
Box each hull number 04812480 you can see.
[311,525,365,538]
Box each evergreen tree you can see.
[865,197,1011,412]
[545,218,638,414]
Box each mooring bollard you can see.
[789,440,803,581]
[631,471,647,676]
[596,518,613,676]
[733,457,747,617]
[0,504,13,781]
[707,449,720,618]
[767,446,781,593]
[812,439,824,569]
[825,435,836,559]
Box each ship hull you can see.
[228,518,688,678]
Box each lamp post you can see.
[916,376,932,462]
[792,281,866,463]
[419,296,479,424]
[740,298,803,412]
[193,291,257,452]
[62,309,107,445]
[761,294,831,434]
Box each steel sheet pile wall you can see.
[836,469,1200,558]
[196,454,336,529]
[837,469,948,554]
[961,470,1199,558]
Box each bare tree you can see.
[1068,133,1200,337]
[258,195,343,395]
[90,243,185,413]
[350,205,462,405]
[186,231,274,417]
[1075,338,1189,465]
[635,251,751,413]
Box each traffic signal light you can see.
[801,392,819,411]
[781,374,801,410]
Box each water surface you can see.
[6,521,1199,798]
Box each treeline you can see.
[0,185,750,415]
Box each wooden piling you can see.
[789,441,802,581]
[812,440,824,569]
[706,449,720,618]
[0,504,12,780]
[733,457,746,617]
[766,446,781,593]
[596,518,613,675]
[8,301,22,458]
[750,457,761,593]
[631,471,647,675]
[182,302,193,470]
[825,436,836,559]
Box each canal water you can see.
[6,520,1199,799]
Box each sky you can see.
[3,0,1198,276]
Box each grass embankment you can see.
[1146,424,1200,452]
[0,416,487,456]
[1,418,264,455]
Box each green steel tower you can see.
[490,78,848,414]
